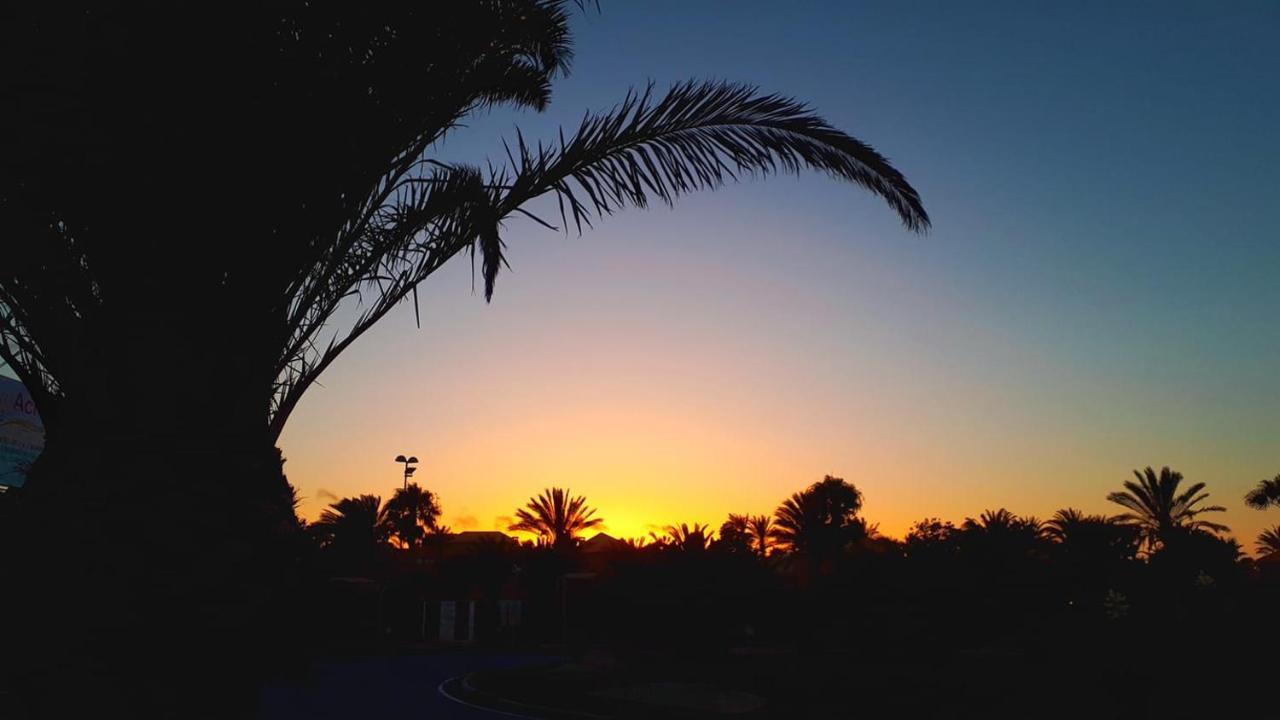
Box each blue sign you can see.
[0,375,44,488]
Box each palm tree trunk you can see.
[6,320,303,718]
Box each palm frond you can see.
[485,80,929,298]
[1245,475,1280,511]
[1257,526,1280,556]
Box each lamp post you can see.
[394,454,418,490]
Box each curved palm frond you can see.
[1257,526,1280,556]
[481,80,930,298]
[1245,475,1280,511]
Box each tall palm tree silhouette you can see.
[2,5,928,711]
[508,487,602,549]
[770,476,865,558]
[382,483,441,549]
[1244,474,1280,510]
[1257,526,1280,557]
[748,514,775,557]
[1106,466,1228,550]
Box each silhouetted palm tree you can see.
[747,514,775,557]
[311,495,392,552]
[961,508,1045,536]
[660,522,713,552]
[382,483,441,549]
[1044,508,1140,565]
[1257,526,1280,557]
[904,517,959,563]
[1106,466,1228,549]
[770,476,865,559]
[956,509,1047,569]
[508,487,602,549]
[2,5,929,713]
[1244,474,1280,511]
[716,514,753,554]
[1043,508,1092,541]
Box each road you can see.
[259,651,550,719]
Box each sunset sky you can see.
[277,2,1279,548]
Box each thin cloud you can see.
[452,515,479,530]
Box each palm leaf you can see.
[485,80,930,298]
[1257,526,1280,556]
[1245,475,1280,510]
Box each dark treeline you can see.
[291,467,1280,718]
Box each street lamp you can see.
[394,454,419,490]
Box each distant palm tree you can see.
[311,495,392,551]
[1044,508,1109,541]
[716,514,753,554]
[958,509,1046,563]
[961,508,1044,536]
[508,487,602,549]
[661,522,713,552]
[1244,474,1280,511]
[747,514,775,557]
[1106,466,1228,549]
[770,475,864,558]
[1257,526,1280,557]
[382,483,441,549]
[1044,508,1086,539]
[1044,508,1140,564]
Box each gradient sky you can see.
[276,1,1279,549]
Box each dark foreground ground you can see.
[258,651,551,719]
[256,637,1275,720]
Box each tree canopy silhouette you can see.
[770,475,865,560]
[716,514,754,554]
[1043,508,1139,565]
[1106,467,1228,550]
[311,494,392,553]
[382,482,442,549]
[508,487,603,549]
[0,4,926,714]
[747,514,776,557]
[659,522,713,552]
[1244,474,1280,511]
[1257,526,1280,557]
